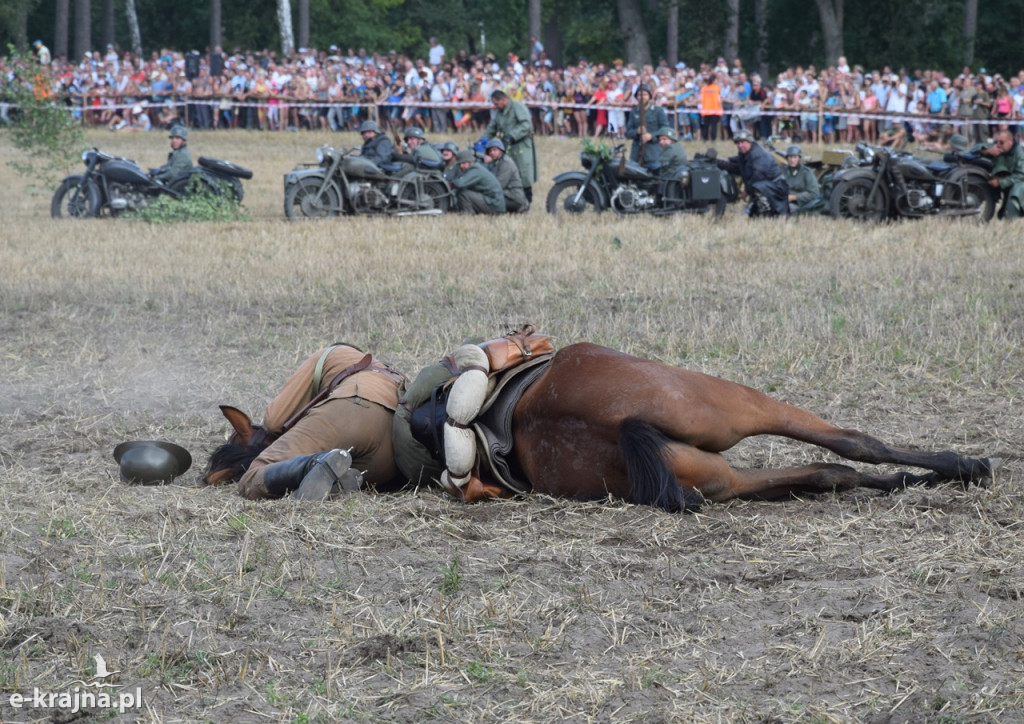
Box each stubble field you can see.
[1,129,1023,723]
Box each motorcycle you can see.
[545,142,736,218]
[828,141,995,222]
[51,147,252,218]
[283,145,455,219]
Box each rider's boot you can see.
[262,449,363,501]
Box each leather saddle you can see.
[409,354,552,494]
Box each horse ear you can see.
[219,405,256,445]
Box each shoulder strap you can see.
[311,342,363,397]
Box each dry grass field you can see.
[1,128,1023,723]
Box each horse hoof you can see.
[986,457,1004,478]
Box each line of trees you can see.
[4,0,1023,79]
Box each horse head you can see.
[201,405,274,485]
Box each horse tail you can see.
[619,418,703,513]
[202,442,264,485]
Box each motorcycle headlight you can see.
[316,146,331,164]
[82,150,93,163]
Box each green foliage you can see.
[439,558,462,596]
[130,175,248,223]
[3,46,85,188]
[580,137,614,160]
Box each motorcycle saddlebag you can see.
[690,168,722,201]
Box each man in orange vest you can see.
[699,73,723,141]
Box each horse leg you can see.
[663,441,941,502]
[631,367,998,487]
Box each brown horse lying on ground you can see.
[408,342,1001,512]
[205,342,1000,512]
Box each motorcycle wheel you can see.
[284,177,342,219]
[546,180,603,215]
[51,176,101,219]
[397,179,450,213]
[830,178,887,222]
[941,176,995,222]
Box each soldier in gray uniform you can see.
[985,129,1024,219]
[483,138,528,213]
[451,149,506,214]
[151,125,193,184]
[651,127,687,179]
[358,120,395,169]
[625,84,669,168]
[485,90,537,203]
[399,126,442,166]
[782,145,821,214]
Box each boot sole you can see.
[293,449,352,501]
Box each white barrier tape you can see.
[52,97,1016,128]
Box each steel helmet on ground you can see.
[113,440,192,485]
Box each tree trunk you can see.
[297,0,309,51]
[277,0,294,57]
[616,0,651,68]
[73,0,91,62]
[666,0,678,68]
[963,0,977,68]
[125,0,142,58]
[543,16,562,69]
[724,0,739,63]
[210,0,222,49]
[54,0,70,60]
[101,0,114,48]
[13,0,30,51]
[753,0,768,80]
[528,0,540,60]
[813,0,843,65]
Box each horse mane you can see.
[619,418,703,513]
[203,442,263,484]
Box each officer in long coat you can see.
[483,139,528,213]
[485,90,537,203]
[625,84,669,168]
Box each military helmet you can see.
[656,126,677,140]
[733,129,754,143]
[442,141,459,154]
[785,144,803,157]
[949,134,969,153]
[168,125,188,140]
[404,126,425,140]
[634,83,653,98]
[455,149,476,164]
[358,120,381,134]
[485,138,506,152]
[113,441,192,485]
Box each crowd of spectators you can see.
[4,39,1023,149]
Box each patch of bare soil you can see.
[2,145,1022,720]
